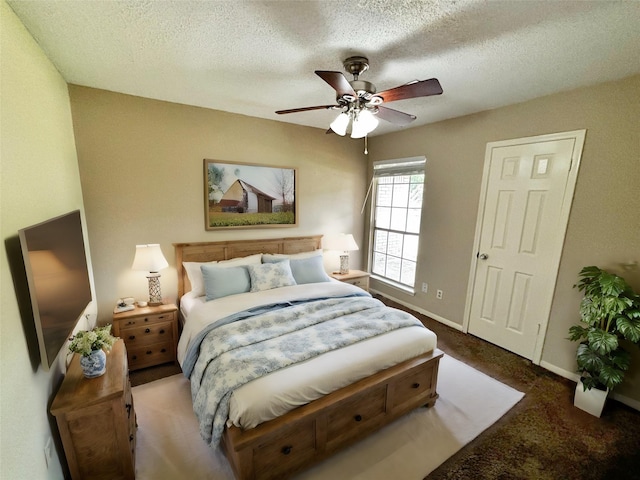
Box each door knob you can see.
[478,253,489,260]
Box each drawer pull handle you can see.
[281,445,292,455]
[146,351,152,355]
[354,414,362,422]
[145,328,151,333]
[159,329,165,334]
[161,348,166,353]
[129,335,135,340]
[412,383,420,389]
[132,355,137,360]
[126,403,132,416]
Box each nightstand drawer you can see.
[343,277,369,289]
[121,321,173,346]
[117,311,175,330]
[127,341,174,370]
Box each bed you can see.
[174,236,443,480]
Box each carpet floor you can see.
[132,355,523,480]
[129,294,640,479]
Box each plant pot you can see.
[574,379,608,417]
[79,349,107,378]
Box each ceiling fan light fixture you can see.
[350,109,378,139]
[330,112,350,136]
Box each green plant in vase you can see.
[568,266,640,392]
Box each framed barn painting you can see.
[204,159,297,230]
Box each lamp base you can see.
[339,254,350,275]
[147,273,163,306]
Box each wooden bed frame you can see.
[174,236,443,480]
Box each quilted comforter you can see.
[184,295,424,447]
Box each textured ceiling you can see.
[7,0,640,136]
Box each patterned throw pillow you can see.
[247,261,297,292]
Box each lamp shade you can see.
[323,233,359,252]
[350,109,378,138]
[330,112,350,136]
[131,244,168,272]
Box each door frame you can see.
[462,129,586,364]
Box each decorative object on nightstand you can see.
[132,243,169,306]
[330,269,370,292]
[112,303,178,371]
[324,233,359,274]
[68,324,117,378]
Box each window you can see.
[369,157,425,291]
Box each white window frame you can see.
[368,156,426,293]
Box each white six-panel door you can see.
[465,130,585,362]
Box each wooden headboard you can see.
[173,236,322,300]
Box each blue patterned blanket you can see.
[185,295,424,447]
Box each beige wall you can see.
[68,86,367,323]
[0,1,96,477]
[368,75,640,402]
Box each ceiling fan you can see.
[275,56,443,138]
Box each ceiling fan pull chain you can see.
[364,135,368,155]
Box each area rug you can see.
[132,355,524,480]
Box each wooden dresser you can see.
[50,340,136,480]
[112,303,178,371]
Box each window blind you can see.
[362,156,426,213]
[372,156,426,177]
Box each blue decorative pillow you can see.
[201,264,251,301]
[247,261,297,292]
[263,254,331,285]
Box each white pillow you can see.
[183,261,217,297]
[218,253,262,266]
[183,253,262,297]
[247,261,297,292]
[261,249,323,262]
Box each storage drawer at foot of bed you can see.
[127,341,174,370]
[252,419,316,480]
[325,385,386,449]
[389,360,438,412]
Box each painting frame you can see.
[204,159,297,230]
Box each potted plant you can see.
[69,324,118,378]
[568,266,640,416]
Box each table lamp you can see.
[132,244,168,306]
[324,234,359,274]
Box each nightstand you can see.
[51,340,136,479]
[112,303,178,371]
[330,269,370,292]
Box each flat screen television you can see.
[19,210,93,370]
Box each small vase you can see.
[79,349,107,378]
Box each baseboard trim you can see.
[539,361,640,411]
[369,288,463,332]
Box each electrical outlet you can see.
[436,289,443,300]
[44,436,52,469]
[421,282,428,293]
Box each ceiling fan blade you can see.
[315,71,356,98]
[376,78,443,103]
[275,105,337,114]
[376,106,416,126]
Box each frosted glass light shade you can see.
[329,112,350,136]
[351,109,378,138]
[131,244,168,273]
